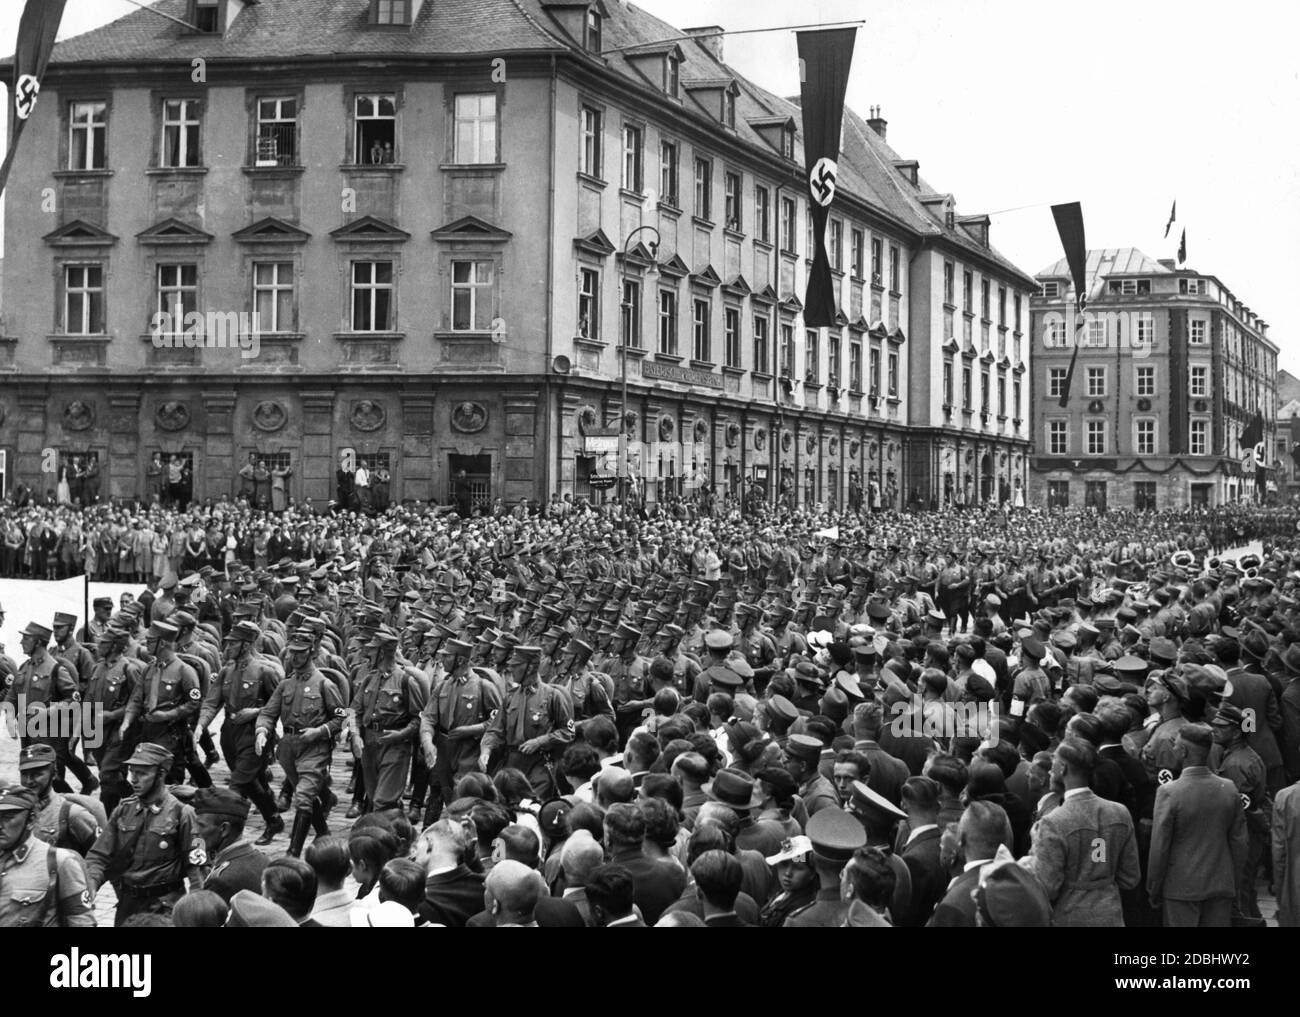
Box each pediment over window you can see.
[232,217,311,244]
[573,228,616,258]
[43,219,119,247]
[330,216,412,242]
[658,253,690,279]
[431,215,512,243]
[722,275,751,298]
[690,264,721,288]
[136,217,214,245]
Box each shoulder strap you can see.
[58,799,71,849]
[40,844,62,928]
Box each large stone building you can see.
[1030,248,1278,509]
[0,0,1035,511]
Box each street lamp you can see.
[619,225,660,528]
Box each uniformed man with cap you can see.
[350,627,427,815]
[606,622,651,741]
[195,620,285,842]
[122,620,207,787]
[783,806,867,927]
[549,637,614,726]
[1140,671,1190,783]
[419,637,502,824]
[1211,703,1267,922]
[767,604,808,667]
[79,597,115,646]
[193,786,269,904]
[1010,638,1051,717]
[656,624,702,699]
[479,645,575,799]
[17,743,101,856]
[52,612,96,696]
[735,605,778,693]
[0,786,96,928]
[83,622,143,814]
[84,742,206,925]
[785,734,840,817]
[256,633,345,857]
[691,630,749,704]
[1,622,83,791]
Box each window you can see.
[829,220,843,272]
[870,346,881,395]
[724,89,736,129]
[981,368,990,413]
[578,268,600,340]
[851,229,864,280]
[1013,380,1022,419]
[804,330,819,383]
[658,290,678,355]
[621,279,641,349]
[780,197,796,253]
[356,452,390,475]
[828,333,841,387]
[694,157,712,220]
[692,298,711,362]
[354,94,396,164]
[1047,480,1070,507]
[888,351,899,398]
[1190,319,1208,344]
[1084,481,1108,510]
[256,97,297,166]
[252,262,294,333]
[871,238,882,284]
[453,93,496,164]
[619,124,643,192]
[580,105,602,177]
[659,140,678,205]
[1086,318,1106,346]
[781,126,794,160]
[753,315,769,373]
[1041,281,1060,298]
[962,365,972,410]
[998,287,1007,326]
[998,376,1007,417]
[1048,420,1068,455]
[1086,367,1106,398]
[724,307,741,368]
[194,0,220,32]
[1135,313,1154,348]
[69,101,107,170]
[351,261,393,332]
[1190,365,1208,397]
[1048,367,1067,398]
[584,7,602,53]
[1014,294,1022,332]
[1134,481,1158,511]
[963,270,973,310]
[1190,418,1209,456]
[942,358,953,405]
[374,0,409,24]
[1135,418,1156,456]
[724,171,742,231]
[1180,278,1206,296]
[665,55,680,98]
[1108,278,1150,295]
[156,264,198,334]
[1086,419,1107,455]
[64,265,105,335]
[943,261,955,305]
[889,245,900,292]
[753,185,770,243]
[451,260,494,332]
[1135,365,1156,397]
[161,98,201,167]
[779,323,794,377]
[980,279,990,320]
[851,341,863,392]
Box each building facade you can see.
[1029,248,1278,509]
[0,0,1034,511]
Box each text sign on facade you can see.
[584,435,620,455]
[640,360,724,389]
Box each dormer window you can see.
[666,54,680,98]
[782,125,794,159]
[585,7,603,53]
[724,89,736,128]
[372,0,411,24]
[194,0,220,33]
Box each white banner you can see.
[0,577,87,664]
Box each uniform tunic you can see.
[353,663,427,811]
[124,655,201,777]
[198,656,281,787]
[31,790,101,855]
[420,669,502,802]
[256,668,345,810]
[0,836,95,928]
[480,679,575,799]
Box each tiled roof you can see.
[1035,247,1174,281]
[34,0,1036,285]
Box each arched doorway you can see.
[980,453,994,504]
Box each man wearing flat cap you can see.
[420,637,502,825]
[693,629,749,704]
[480,645,574,799]
[350,628,427,816]
[85,742,207,925]
[193,786,268,904]
[122,620,206,786]
[1147,724,1248,927]
[784,734,839,818]
[605,622,651,742]
[1139,671,1190,784]
[17,743,101,856]
[83,623,144,814]
[1211,704,1267,922]
[0,786,96,928]
[2,623,82,791]
[256,634,345,857]
[196,621,285,843]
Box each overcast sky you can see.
[4,0,1297,371]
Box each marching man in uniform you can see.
[0,786,96,929]
[121,621,205,786]
[1,622,83,791]
[479,646,574,799]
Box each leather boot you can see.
[287,809,312,858]
[255,814,285,846]
[311,798,330,838]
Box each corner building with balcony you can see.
[1029,248,1278,509]
[0,0,1035,511]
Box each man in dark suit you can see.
[1234,631,1287,792]
[603,802,684,925]
[851,701,910,806]
[417,819,486,928]
[895,776,946,927]
[692,850,750,926]
[587,864,645,927]
[928,800,1012,927]
[465,825,584,927]
[1148,724,1248,928]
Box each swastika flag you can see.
[0,0,69,199]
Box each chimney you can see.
[866,105,887,140]
[684,26,724,62]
